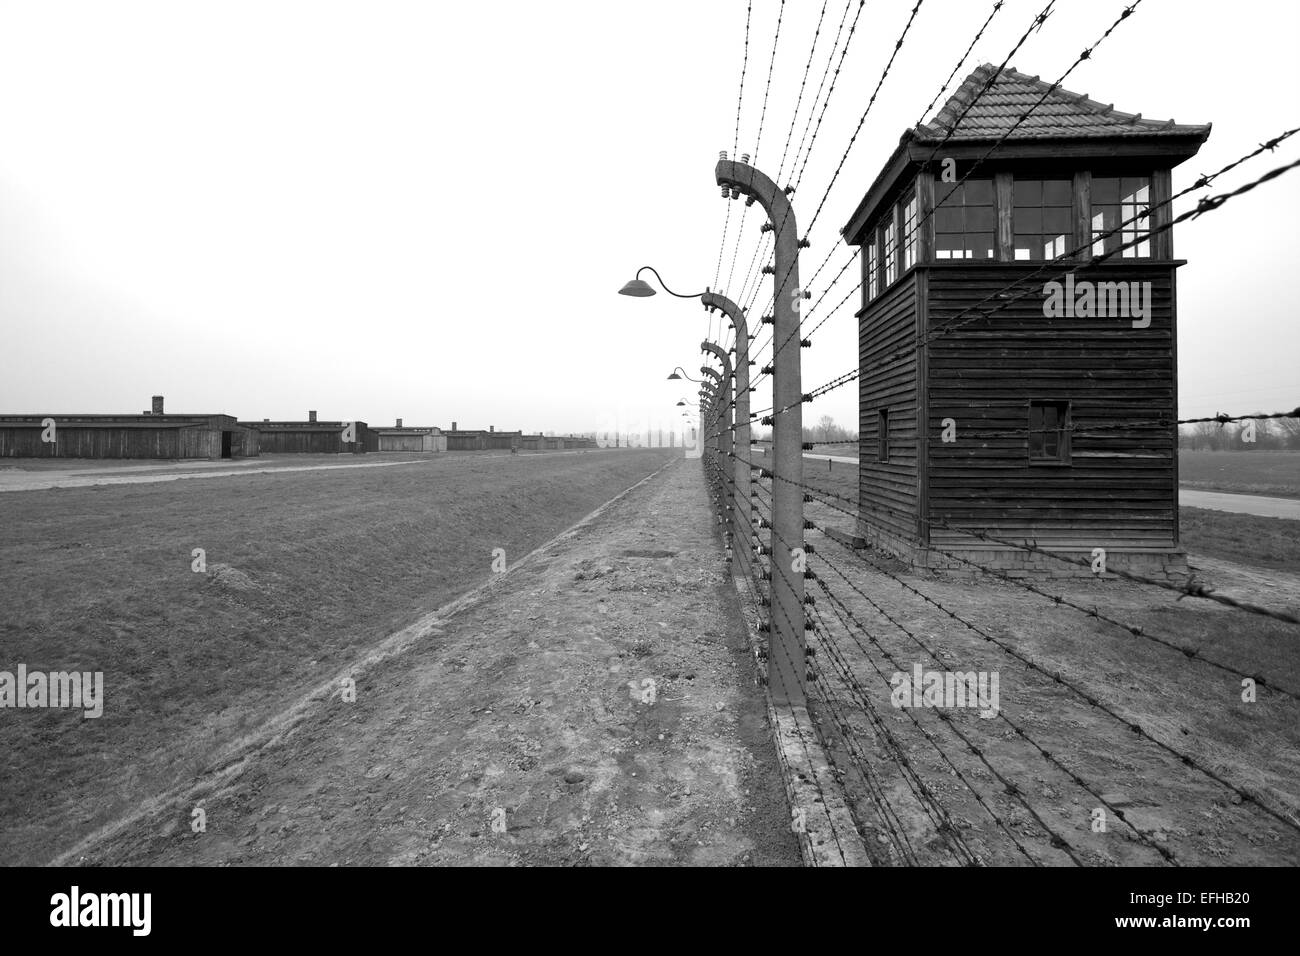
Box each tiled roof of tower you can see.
[914,64,1211,142]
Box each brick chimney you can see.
[396,418,403,428]
[151,395,164,415]
[452,421,458,431]
[489,425,495,432]
[309,410,317,423]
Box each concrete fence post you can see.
[700,367,723,464]
[701,340,735,551]
[715,155,806,706]
[701,292,752,574]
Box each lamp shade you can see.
[667,371,682,380]
[618,278,656,297]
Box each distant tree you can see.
[804,415,855,444]
[1273,414,1300,450]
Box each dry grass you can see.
[1181,508,1300,570]
[1178,450,1300,500]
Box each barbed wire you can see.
[800,0,927,243]
[812,587,1046,864]
[694,2,1300,864]
[919,541,1300,701]
[715,0,754,311]
[728,443,1300,628]
[818,407,1300,444]
[774,0,829,186]
[744,0,1064,400]
[818,530,1300,836]
[712,202,731,295]
[811,541,1110,861]
[731,444,1300,853]
[732,0,753,158]
[726,492,862,866]
[726,0,859,338]
[767,0,1139,392]
[914,0,1006,127]
[747,486,1037,866]
[780,90,1300,384]
[723,0,790,299]
[742,149,1300,428]
[743,474,1004,864]
[928,516,1300,626]
[759,0,1155,401]
[751,0,786,164]
[808,600,980,864]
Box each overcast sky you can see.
[1,0,1295,436]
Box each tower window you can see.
[882,218,898,285]
[900,194,918,270]
[934,179,994,260]
[864,239,879,300]
[1014,179,1073,260]
[1091,176,1151,258]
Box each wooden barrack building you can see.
[0,396,259,459]
[241,411,377,454]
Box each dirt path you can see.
[63,459,800,867]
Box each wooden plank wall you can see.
[229,428,260,458]
[0,425,211,459]
[924,262,1177,547]
[858,273,920,543]
[379,434,428,452]
[446,434,486,451]
[256,430,343,454]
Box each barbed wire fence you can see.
[688,0,1300,866]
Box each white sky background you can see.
[0,0,1296,435]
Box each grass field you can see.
[0,448,671,865]
[1178,450,1300,499]
[1179,508,1300,570]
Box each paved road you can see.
[0,451,584,493]
[1180,489,1300,519]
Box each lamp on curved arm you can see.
[667,366,701,382]
[617,266,706,299]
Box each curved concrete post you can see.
[702,292,752,570]
[699,379,721,491]
[716,156,804,706]
[698,370,722,466]
[701,340,735,550]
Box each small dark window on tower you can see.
[1028,400,1071,463]
[899,193,918,270]
[881,217,898,286]
[878,408,890,462]
[864,239,879,300]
